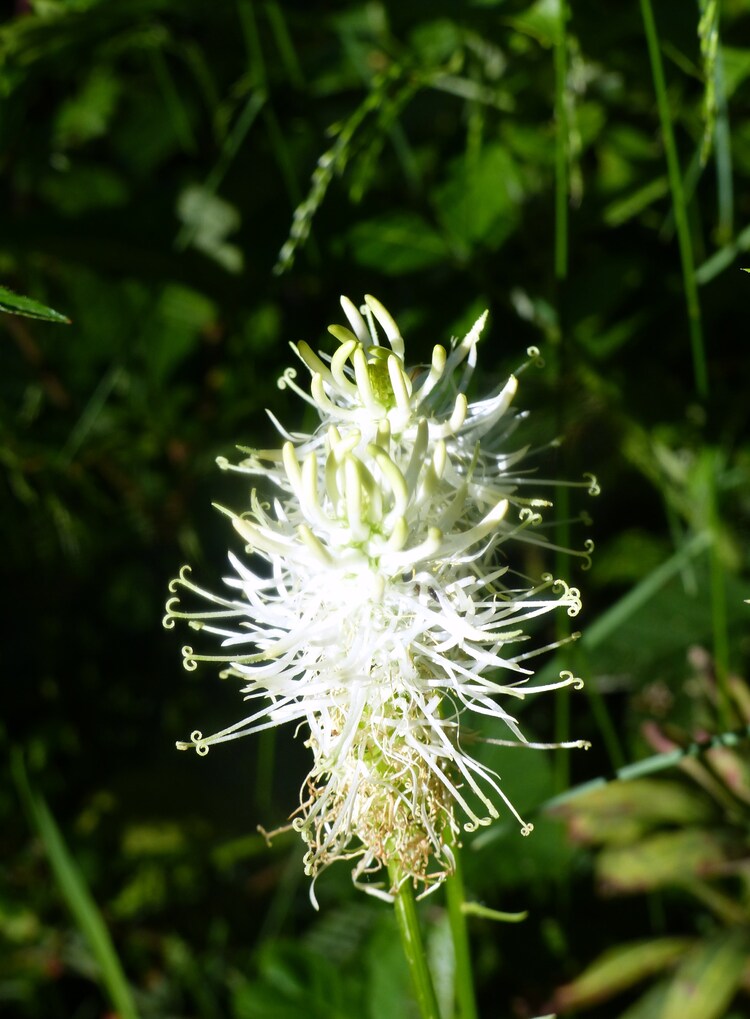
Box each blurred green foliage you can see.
[1,0,749,1017]
[552,665,750,1018]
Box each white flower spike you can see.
[165,295,594,904]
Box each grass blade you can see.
[0,284,70,323]
[11,748,139,1019]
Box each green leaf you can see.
[695,223,750,285]
[720,46,750,98]
[618,979,671,1019]
[552,778,712,846]
[603,176,669,227]
[409,19,463,64]
[661,933,748,1019]
[366,916,413,1019]
[596,829,729,894]
[39,163,130,215]
[553,937,694,1011]
[432,144,522,252]
[140,284,218,384]
[504,0,561,47]
[54,66,120,148]
[11,749,139,1019]
[346,211,451,274]
[0,284,70,323]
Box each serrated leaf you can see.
[552,937,694,1011]
[596,829,729,894]
[661,933,748,1019]
[0,284,70,323]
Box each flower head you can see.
[165,295,593,902]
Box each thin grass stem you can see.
[553,0,573,792]
[639,0,709,399]
[265,0,305,88]
[713,47,733,244]
[553,1,568,283]
[641,0,731,719]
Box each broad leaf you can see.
[552,937,694,1011]
[661,933,748,1019]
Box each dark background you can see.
[2,1,750,1016]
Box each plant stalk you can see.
[389,865,441,1019]
[445,840,479,1019]
[639,0,709,399]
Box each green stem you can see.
[544,723,750,812]
[709,15,733,243]
[444,842,479,1019]
[389,865,441,1019]
[708,458,730,727]
[641,0,731,725]
[553,0,569,283]
[553,0,572,792]
[639,0,708,399]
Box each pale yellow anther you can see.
[311,375,360,420]
[352,346,379,413]
[230,514,292,557]
[386,516,409,551]
[420,463,439,499]
[405,419,428,490]
[344,457,363,532]
[328,323,359,346]
[282,441,303,494]
[369,446,409,516]
[297,524,334,566]
[295,340,334,387]
[433,440,447,479]
[339,295,371,345]
[418,344,447,401]
[356,457,382,522]
[418,527,443,560]
[387,355,412,415]
[330,340,359,395]
[365,294,405,359]
[302,452,321,511]
[374,419,391,451]
[325,450,340,504]
[447,393,468,433]
[330,430,360,461]
[232,515,258,548]
[438,499,509,558]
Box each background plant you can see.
[2,1,749,1017]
